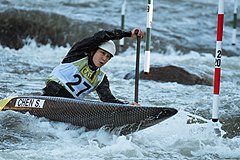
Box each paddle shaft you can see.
[135,31,141,103]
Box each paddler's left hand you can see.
[129,101,141,106]
[131,28,144,39]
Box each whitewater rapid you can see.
[0,0,240,159]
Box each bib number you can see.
[66,74,91,97]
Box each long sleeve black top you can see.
[61,29,132,104]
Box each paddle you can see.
[134,30,141,103]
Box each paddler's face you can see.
[93,48,112,68]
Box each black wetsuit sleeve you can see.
[61,29,131,103]
[96,75,127,104]
[62,29,132,63]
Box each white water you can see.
[1,0,240,159]
[0,40,240,159]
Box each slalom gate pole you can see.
[144,0,153,74]
[232,0,238,45]
[212,0,224,123]
[134,30,141,103]
[119,0,126,46]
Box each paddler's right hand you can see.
[129,101,141,106]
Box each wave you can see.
[0,8,239,57]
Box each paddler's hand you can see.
[131,28,144,38]
[129,102,141,106]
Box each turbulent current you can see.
[0,0,240,159]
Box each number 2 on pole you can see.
[215,50,222,67]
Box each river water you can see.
[0,0,240,159]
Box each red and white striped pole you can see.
[212,0,224,122]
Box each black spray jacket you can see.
[62,29,132,104]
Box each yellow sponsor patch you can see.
[80,65,97,83]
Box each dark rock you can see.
[221,116,240,138]
[124,65,213,86]
[0,9,118,50]
[1,9,238,57]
